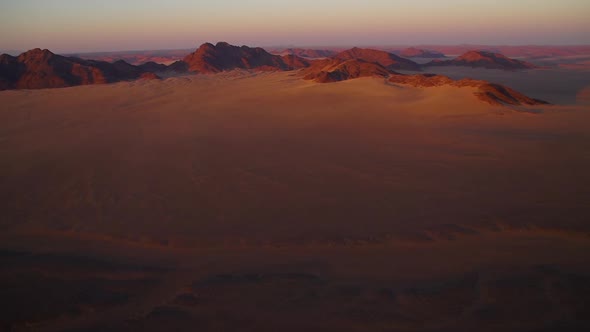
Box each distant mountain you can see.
[424,51,536,70]
[0,50,23,56]
[275,48,337,58]
[0,44,548,106]
[302,58,391,83]
[333,47,421,71]
[167,60,189,73]
[0,48,159,90]
[398,47,445,58]
[0,53,22,89]
[392,45,590,58]
[137,61,168,72]
[388,73,548,105]
[181,42,310,73]
[138,72,161,80]
[1,49,109,90]
[67,49,191,65]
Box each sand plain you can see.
[1,71,589,331]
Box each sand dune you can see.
[1,72,589,331]
[1,72,588,245]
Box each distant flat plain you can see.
[1,68,589,331]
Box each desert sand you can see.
[1,71,590,331]
[398,66,590,105]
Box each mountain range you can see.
[181,42,310,73]
[397,47,446,58]
[272,48,338,59]
[333,47,421,71]
[302,58,391,83]
[0,42,547,106]
[388,73,548,106]
[424,51,536,70]
[0,48,160,90]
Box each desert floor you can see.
[1,71,589,331]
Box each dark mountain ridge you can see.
[333,47,421,71]
[424,50,537,70]
[0,48,160,90]
[181,42,310,73]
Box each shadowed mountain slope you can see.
[181,42,310,73]
[302,58,391,83]
[333,47,421,71]
[0,44,550,107]
[398,47,446,58]
[274,48,338,58]
[388,73,549,106]
[0,49,159,90]
[424,51,536,70]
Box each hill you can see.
[181,42,310,73]
[388,73,548,105]
[0,49,158,90]
[333,47,421,71]
[302,58,391,83]
[398,47,445,58]
[424,51,536,70]
[274,48,338,58]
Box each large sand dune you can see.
[1,72,589,331]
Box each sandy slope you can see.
[1,71,588,245]
[1,71,589,331]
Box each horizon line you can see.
[3,42,590,56]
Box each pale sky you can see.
[1,0,589,53]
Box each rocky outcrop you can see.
[333,47,421,71]
[138,72,161,80]
[181,42,310,73]
[388,73,549,105]
[399,48,445,58]
[424,51,536,70]
[302,58,391,83]
[0,49,162,90]
[275,48,337,58]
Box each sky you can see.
[1,0,589,53]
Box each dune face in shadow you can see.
[0,250,166,331]
[2,237,589,331]
[425,51,537,70]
